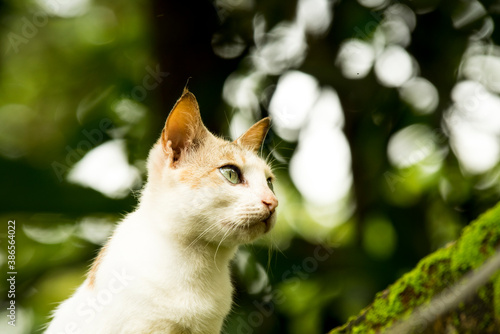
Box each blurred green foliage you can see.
[1,0,500,333]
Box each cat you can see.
[44,89,278,334]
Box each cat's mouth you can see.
[231,220,265,230]
[245,214,274,233]
[262,215,274,232]
[224,213,274,233]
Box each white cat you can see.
[45,90,278,334]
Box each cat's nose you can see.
[262,195,278,213]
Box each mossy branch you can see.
[329,203,500,334]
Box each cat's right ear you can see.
[235,117,271,153]
[161,90,208,166]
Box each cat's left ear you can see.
[235,117,271,153]
[161,89,208,165]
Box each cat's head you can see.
[144,89,277,247]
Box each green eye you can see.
[220,166,241,184]
[267,178,274,192]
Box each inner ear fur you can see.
[161,90,209,164]
[235,117,271,153]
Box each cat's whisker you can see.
[203,219,231,245]
[265,139,289,165]
[222,110,231,130]
[204,228,225,251]
[269,165,288,171]
[183,215,216,236]
[268,158,288,170]
[270,239,283,267]
[185,220,223,250]
[265,151,276,167]
[186,223,216,246]
[267,246,273,272]
[213,225,236,271]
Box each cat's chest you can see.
[104,225,235,330]
[147,257,234,313]
[120,268,233,333]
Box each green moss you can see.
[339,244,459,332]
[451,208,500,273]
[351,324,369,334]
[330,203,500,333]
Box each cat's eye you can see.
[267,178,274,192]
[220,165,241,184]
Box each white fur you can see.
[45,143,277,334]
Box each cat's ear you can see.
[161,89,208,164]
[235,117,271,153]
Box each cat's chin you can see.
[219,215,275,245]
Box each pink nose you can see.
[262,195,278,213]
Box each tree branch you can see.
[330,203,500,334]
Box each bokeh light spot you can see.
[68,140,142,198]
[399,77,439,114]
[336,39,375,79]
[375,45,414,87]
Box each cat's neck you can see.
[131,196,238,272]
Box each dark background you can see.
[1,0,500,333]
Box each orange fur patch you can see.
[87,243,108,289]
